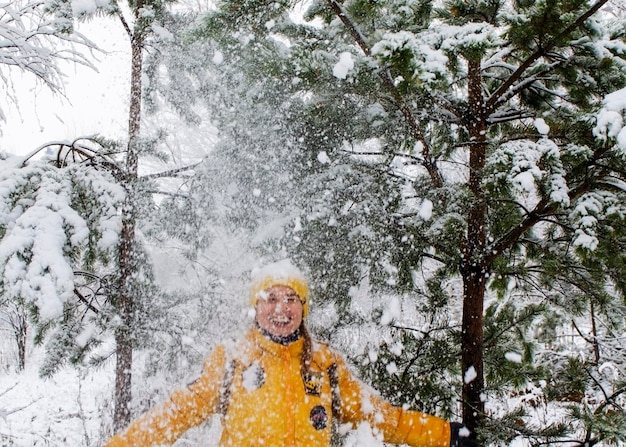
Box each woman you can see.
[104,260,476,447]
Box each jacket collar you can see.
[247,327,304,358]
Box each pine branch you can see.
[483,304,546,350]
[485,0,611,115]
[325,0,443,187]
[486,172,598,267]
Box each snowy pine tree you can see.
[162,0,626,444]
[1,0,198,433]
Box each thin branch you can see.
[140,161,203,180]
[73,288,100,315]
[114,6,133,38]
[572,320,597,348]
[483,305,545,349]
[486,173,596,267]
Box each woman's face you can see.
[255,285,304,337]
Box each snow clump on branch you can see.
[371,31,448,85]
[594,87,626,152]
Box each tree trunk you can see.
[113,18,144,431]
[114,192,137,430]
[13,307,28,372]
[460,266,486,432]
[460,58,487,434]
[113,326,133,429]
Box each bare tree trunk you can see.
[460,59,487,434]
[460,267,486,432]
[16,318,27,372]
[114,203,137,429]
[113,14,144,431]
[11,306,28,372]
[113,326,133,429]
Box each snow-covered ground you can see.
[0,341,224,447]
[0,349,115,446]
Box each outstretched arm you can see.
[103,345,227,447]
[333,354,451,447]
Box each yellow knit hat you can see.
[250,260,310,317]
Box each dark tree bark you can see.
[12,307,28,372]
[459,58,488,433]
[113,5,145,431]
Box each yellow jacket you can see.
[104,328,451,447]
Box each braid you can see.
[300,322,313,379]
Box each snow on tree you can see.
[0,0,621,444]
[154,0,626,444]
[594,86,626,151]
[0,0,99,121]
[1,0,204,433]
[0,140,124,375]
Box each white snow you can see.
[368,349,378,363]
[371,30,448,84]
[213,50,224,65]
[534,118,550,135]
[317,151,331,164]
[464,366,477,384]
[488,136,570,208]
[385,361,398,375]
[250,259,307,288]
[0,360,115,446]
[333,52,354,80]
[71,0,110,16]
[0,160,124,323]
[418,198,433,220]
[505,352,523,363]
[380,296,401,325]
[458,426,471,438]
[242,363,263,391]
[594,87,626,151]
[342,422,384,447]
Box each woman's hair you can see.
[299,321,314,379]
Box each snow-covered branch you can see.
[485,0,611,114]
[0,0,100,118]
[325,0,444,187]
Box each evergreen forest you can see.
[1,0,626,445]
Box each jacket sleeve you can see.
[333,354,451,447]
[102,344,227,447]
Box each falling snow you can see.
[1,0,625,446]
